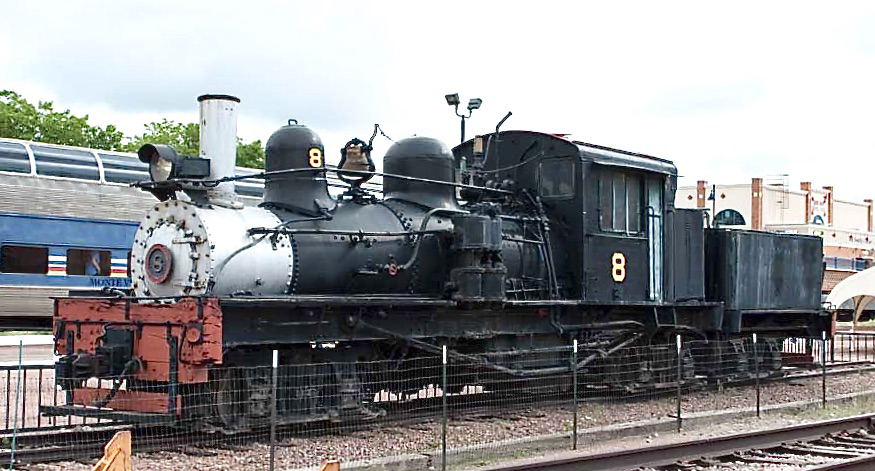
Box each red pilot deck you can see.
[49,297,223,417]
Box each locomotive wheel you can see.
[212,368,249,432]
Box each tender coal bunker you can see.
[705,229,823,312]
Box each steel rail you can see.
[812,453,875,470]
[0,425,263,465]
[488,413,875,471]
[6,360,875,437]
[3,361,875,465]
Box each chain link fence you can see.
[1,331,875,470]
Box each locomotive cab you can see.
[453,132,700,306]
[578,145,685,304]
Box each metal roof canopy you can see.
[826,266,875,329]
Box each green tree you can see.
[1,90,265,168]
[0,90,124,150]
[236,139,265,169]
[124,120,265,169]
[122,119,200,156]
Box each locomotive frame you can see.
[45,96,831,430]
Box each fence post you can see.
[830,333,835,363]
[676,334,682,433]
[753,333,760,418]
[821,331,827,409]
[8,340,22,470]
[572,339,578,450]
[441,345,448,471]
[269,349,279,471]
[856,335,860,362]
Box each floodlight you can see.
[445,93,460,106]
[138,144,179,182]
[473,136,484,154]
[467,98,482,111]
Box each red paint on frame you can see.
[72,388,182,415]
[54,297,223,384]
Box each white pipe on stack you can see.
[197,94,240,205]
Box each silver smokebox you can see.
[131,94,295,297]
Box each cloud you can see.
[1,1,875,202]
[648,82,764,116]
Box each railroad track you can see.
[2,361,874,466]
[0,425,256,465]
[490,413,875,470]
[374,360,875,421]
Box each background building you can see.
[676,178,875,296]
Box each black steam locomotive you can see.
[48,95,827,430]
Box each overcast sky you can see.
[2,1,874,201]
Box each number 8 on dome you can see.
[308,148,322,168]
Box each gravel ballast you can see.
[17,368,875,470]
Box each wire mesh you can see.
[0,364,115,433]
[443,346,577,465]
[3,333,875,470]
[830,332,875,363]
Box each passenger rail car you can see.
[0,138,264,328]
[46,95,831,430]
[0,211,137,328]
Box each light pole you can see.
[445,93,482,143]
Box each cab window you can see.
[599,170,643,234]
[538,158,575,199]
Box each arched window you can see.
[715,209,745,226]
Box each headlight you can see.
[137,144,179,182]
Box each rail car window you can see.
[66,249,111,276]
[0,245,48,274]
[0,142,31,174]
[538,158,575,199]
[99,153,149,184]
[599,171,644,234]
[32,145,99,181]
[235,169,266,197]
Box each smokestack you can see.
[198,94,240,205]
